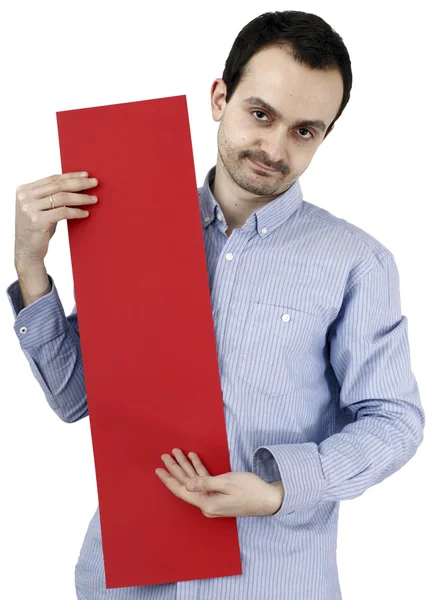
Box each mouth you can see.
[248,158,279,173]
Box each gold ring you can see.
[49,195,55,209]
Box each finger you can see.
[185,475,229,494]
[160,454,190,484]
[31,192,98,212]
[17,172,90,192]
[171,448,197,478]
[187,452,210,477]
[25,205,91,225]
[24,176,99,202]
[155,469,202,508]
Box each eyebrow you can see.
[244,96,327,133]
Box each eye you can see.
[252,111,315,140]
[297,128,314,140]
[252,110,269,122]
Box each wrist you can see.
[15,262,51,308]
[15,259,46,277]
[266,481,284,515]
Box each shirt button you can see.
[225,253,234,261]
[281,313,290,322]
[217,213,223,221]
[261,227,268,234]
[204,216,210,224]
[19,326,28,334]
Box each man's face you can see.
[211,44,344,198]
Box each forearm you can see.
[253,395,424,516]
[7,275,89,423]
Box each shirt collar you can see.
[198,165,304,238]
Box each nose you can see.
[258,127,287,169]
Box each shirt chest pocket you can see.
[235,301,319,397]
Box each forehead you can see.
[237,45,343,122]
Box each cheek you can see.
[227,114,252,138]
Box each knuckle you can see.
[69,178,84,191]
[198,480,208,492]
[16,184,25,195]
[49,174,61,184]
[17,191,27,202]
[30,213,40,224]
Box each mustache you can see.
[243,153,286,173]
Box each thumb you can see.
[185,476,227,493]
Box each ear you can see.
[211,78,227,123]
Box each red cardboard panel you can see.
[56,95,242,589]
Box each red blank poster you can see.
[56,96,242,589]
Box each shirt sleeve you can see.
[6,275,88,423]
[252,254,425,516]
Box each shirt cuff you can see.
[5,275,69,351]
[252,443,325,516]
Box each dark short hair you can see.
[222,10,352,138]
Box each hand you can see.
[155,448,284,518]
[15,172,99,269]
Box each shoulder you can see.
[300,200,396,290]
[302,200,393,259]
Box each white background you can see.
[1,1,433,598]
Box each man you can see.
[7,9,425,600]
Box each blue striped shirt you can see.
[7,165,425,599]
